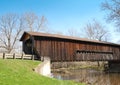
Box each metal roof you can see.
[20,31,120,46]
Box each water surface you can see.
[52,69,120,85]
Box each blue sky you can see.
[0,0,119,42]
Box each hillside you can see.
[0,59,84,85]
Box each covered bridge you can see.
[20,32,120,62]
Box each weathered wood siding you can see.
[33,36,120,62]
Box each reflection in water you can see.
[52,69,120,85]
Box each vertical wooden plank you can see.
[39,40,41,57]
[76,43,79,50]
[55,40,58,61]
[54,40,57,61]
[73,41,76,61]
[65,41,69,61]
[57,40,60,61]
[51,39,53,61]
[45,39,47,56]
[50,39,53,61]
[45,39,48,57]
[69,41,72,61]
[64,41,66,61]
[71,41,74,61]
[48,39,51,58]
[60,41,62,61]
[61,41,65,61]
[40,39,45,57]
[57,40,61,61]
[72,41,75,61]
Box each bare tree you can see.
[23,12,48,32]
[67,28,78,37]
[84,20,108,41]
[83,20,109,66]
[102,0,120,31]
[0,13,24,53]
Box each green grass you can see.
[0,59,84,85]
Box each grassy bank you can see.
[0,59,84,85]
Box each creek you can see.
[52,69,120,85]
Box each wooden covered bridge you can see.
[20,32,120,72]
[20,32,120,63]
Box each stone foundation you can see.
[35,57,51,77]
[51,61,107,69]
